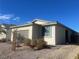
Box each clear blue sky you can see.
[0,0,79,32]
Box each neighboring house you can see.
[0,33,6,40]
[0,25,6,40]
[3,24,16,41]
[0,24,16,41]
[10,19,79,45]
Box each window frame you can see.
[44,26,52,37]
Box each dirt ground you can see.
[0,43,79,59]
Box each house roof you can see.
[32,19,57,25]
[10,23,32,28]
[10,19,78,33]
[11,19,58,28]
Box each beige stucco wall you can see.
[55,25,66,44]
[44,26,56,45]
[32,24,43,39]
[10,23,76,45]
[55,25,74,45]
[11,26,32,42]
[32,24,56,45]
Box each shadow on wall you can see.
[70,33,79,44]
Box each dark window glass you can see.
[45,26,52,37]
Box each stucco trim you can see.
[10,24,32,29]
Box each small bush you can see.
[23,38,47,50]
[24,39,31,46]
[34,39,46,50]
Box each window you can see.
[45,26,52,37]
[41,27,45,36]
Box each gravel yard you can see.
[0,43,79,59]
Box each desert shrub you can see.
[34,39,46,50]
[24,39,31,46]
[23,38,47,50]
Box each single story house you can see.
[0,25,6,40]
[8,19,78,45]
[0,24,16,42]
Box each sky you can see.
[0,0,79,32]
